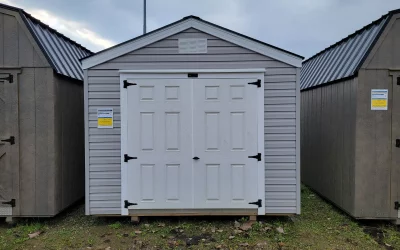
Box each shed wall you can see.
[301,78,357,215]
[53,75,85,214]
[85,28,300,215]
[18,68,56,216]
[1,8,84,216]
[353,70,393,218]
[353,13,400,219]
[0,10,49,68]
[0,9,58,216]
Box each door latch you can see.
[396,139,400,148]
[193,156,200,160]
[1,136,15,145]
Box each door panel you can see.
[0,72,18,215]
[193,79,259,209]
[127,79,193,209]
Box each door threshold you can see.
[129,208,258,216]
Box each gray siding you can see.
[53,75,85,214]
[86,28,300,215]
[0,8,84,217]
[301,78,358,215]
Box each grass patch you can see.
[0,186,399,249]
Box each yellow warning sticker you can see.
[371,89,388,111]
[98,118,113,127]
[371,99,387,108]
[97,108,113,128]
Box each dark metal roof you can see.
[81,15,304,62]
[0,3,93,81]
[300,10,400,91]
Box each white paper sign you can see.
[371,89,388,110]
[97,108,113,128]
[178,38,207,53]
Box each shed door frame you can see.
[120,69,265,215]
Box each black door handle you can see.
[193,157,200,160]
[396,139,400,148]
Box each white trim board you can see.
[82,18,302,69]
[120,71,265,215]
[119,69,266,73]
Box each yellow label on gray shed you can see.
[97,108,113,128]
[371,89,388,111]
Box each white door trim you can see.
[120,70,265,215]
[120,69,266,74]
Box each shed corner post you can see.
[296,67,301,215]
[84,69,90,216]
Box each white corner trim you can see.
[82,18,302,69]
[119,69,266,74]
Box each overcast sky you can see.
[1,0,399,58]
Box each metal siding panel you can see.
[86,29,299,215]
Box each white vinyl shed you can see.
[81,16,303,218]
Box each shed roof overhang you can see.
[81,16,304,69]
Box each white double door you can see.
[126,77,260,210]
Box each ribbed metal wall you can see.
[300,16,387,90]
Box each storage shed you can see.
[0,3,92,219]
[82,16,303,218]
[301,9,400,222]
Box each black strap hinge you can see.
[248,79,261,88]
[123,80,137,88]
[249,199,262,208]
[124,154,137,162]
[397,76,400,85]
[1,136,15,145]
[0,74,13,83]
[248,153,261,161]
[124,200,137,208]
[188,73,198,78]
[2,199,15,207]
[395,201,400,210]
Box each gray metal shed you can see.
[301,9,400,222]
[81,16,303,219]
[0,3,92,219]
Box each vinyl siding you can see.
[85,28,299,215]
